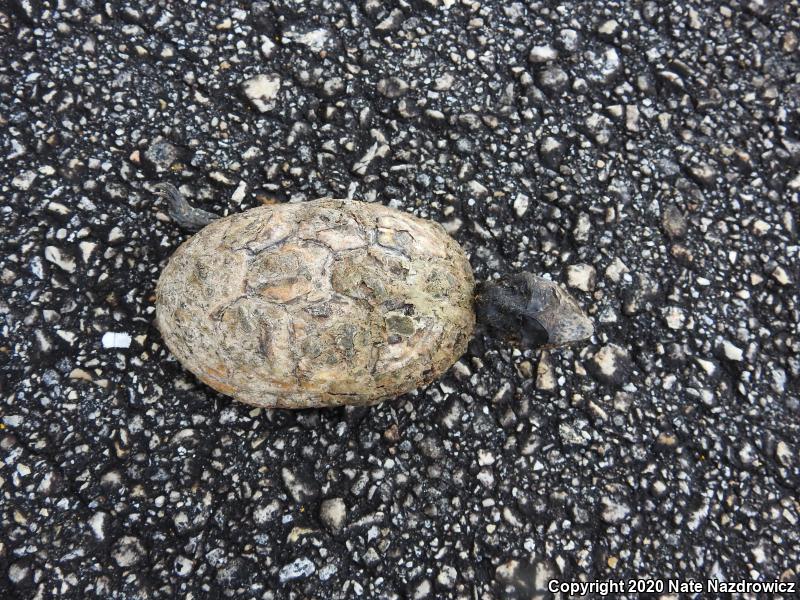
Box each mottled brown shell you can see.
[155,198,475,408]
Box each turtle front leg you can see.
[152,183,219,232]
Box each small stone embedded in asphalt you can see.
[144,137,179,172]
[88,512,108,541]
[662,204,688,238]
[112,536,145,568]
[3,0,799,597]
[319,497,347,532]
[102,331,132,349]
[538,66,569,92]
[528,45,558,63]
[512,193,529,217]
[376,76,409,98]
[589,344,632,387]
[558,28,580,53]
[43,246,76,273]
[535,352,557,391]
[601,495,631,524]
[662,306,688,330]
[538,135,565,169]
[242,73,281,112]
[721,340,744,362]
[566,263,597,292]
[12,170,36,190]
[282,26,334,52]
[279,557,316,583]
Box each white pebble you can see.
[279,557,315,583]
[232,181,247,203]
[12,170,37,190]
[320,497,347,531]
[528,45,558,63]
[566,263,596,292]
[44,246,76,273]
[722,340,744,361]
[102,332,132,349]
[512,193,529,217]
[242,74,281,112]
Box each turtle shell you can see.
[155,198,475,408]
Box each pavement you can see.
[1,0,798,598]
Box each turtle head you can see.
[475,272,593,348]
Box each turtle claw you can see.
[152,182,219,232]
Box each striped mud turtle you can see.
[153,184,593,408]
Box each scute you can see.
[156,198,475,408]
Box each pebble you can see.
[528,45,558,63]
[144,137,179,172]
[279,557,316,583]
[598,19,620,38]
[512,193,529,216]
[538,67,569,92]
[174,556,193,577]
[662,204,688,238]
[536,352,556,391]
[559,420,591,446]
[604,257,630,283]
[108,227,124,243]
[584,113,613,145]
[662,306,687,330]
[260,36,275,58]
[12,170,37,190]
[242,74,281,112]
[771,265,791,285]
[88,512,108,540]
[436,565,457,588]
[102,332,132,349]
[282,27,333,52]
[688,162,717,187]
[281,467,319,503]
[112,536,145,568]
[231,181,247,203]
[376,8,404,31]
[44,246,76,273]
[589,344,631,386]
[721,340,744,362]
[320,497,347,532]
[566,264,597,292]
[625,105,640,132]
[414,579,432,599]
[538,136,565,169]
[8,561,29,584]
[377,77,409,98]
[352,142,389,175]
[600,496,630,524]
[434,73,454,91]
[558,28,580,53]
[587,48,621,84]
[775,441,793,467]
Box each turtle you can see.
[152,183,593,409]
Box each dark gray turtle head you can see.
[475,272,593,348]
[152,182,219,232]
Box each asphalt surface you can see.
[1,1,799,598]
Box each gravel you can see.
[1,0,798,598]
